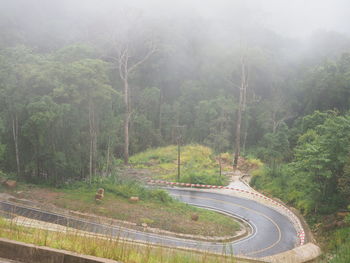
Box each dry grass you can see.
[0,216,240,263]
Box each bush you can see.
[149,189,173,203]
[180,172,227,186]
[326,227,350,263]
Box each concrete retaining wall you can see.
[0,237,120,263]
[0,236,271,263]
[263,243,321,263]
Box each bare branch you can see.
[128,43,157,73]
[117,46,129,80]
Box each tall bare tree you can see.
[12,112,20,177]
[233,55,248,167]
[98,9,157,165]
[117,43,156,165]
[88,98,97,183]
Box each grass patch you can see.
[0,216,239,263]
[322,227,350,263]
[130,144,230,185]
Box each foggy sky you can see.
[1,0,349,42]
[77,0,350,38]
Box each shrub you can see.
[149,189,172,203]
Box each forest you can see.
[0,0,350,261]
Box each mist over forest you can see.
[1,1,350,262]
[1,0,350,179]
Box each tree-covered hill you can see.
[0,1,350,261]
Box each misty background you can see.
[0,0,350,183]
[1,3,350,261]
[2,0,350,48]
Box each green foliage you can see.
[180,171,227,185]
[325,227,350,263]
[253,111,350,215]
[64,175,173,204]
[253,122,290,177]
[0,5,350,261]
[302,54,350,113]
[0,45,116,184]
[130,145,229,185]
[346,206,350,224]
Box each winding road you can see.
[0,187,298,258]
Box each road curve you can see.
[0,188,298,258]
[166,188,298,257]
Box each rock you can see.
[141,223,148,228]
[97,188,104,195]
[3,180,17,189]
[129,196,139,203]
[95,193,104,201]
[337,211,349,218]
[191,213,199,221]
[95,188,105,201]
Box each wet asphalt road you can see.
[167,188,298,257]
[0,188,298,258]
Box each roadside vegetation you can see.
[324,226,350,263]
[0,217,238,263]
[130,144,231,185]
[249,111,350,262]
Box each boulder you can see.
[191,213,199,221]
[97,188,104,195]
[129,196,139,203]
[3,180,17,189]
[95,188,105,201]
[95,193,104,201]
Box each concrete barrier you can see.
[0,236,269,263]
[263,243,322,263]
[0,237,120,263]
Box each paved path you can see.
[226,170,251,191]
[167,188,297,257]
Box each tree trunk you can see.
[123,78,130,165]
[177,139,180,181]
[233,57,248,167]
[233,93,243,167]
[116,43,156,165]
[158,86,163,137]
[242,80,248,154]
[242,130,248,154]
[88,100,97,183]
[106,136,111,176]
[272,110,277,133]
[12,113,20,177]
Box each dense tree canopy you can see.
[0,1,349,204]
